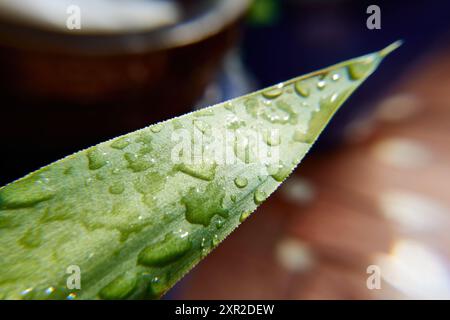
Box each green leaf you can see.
[0,42,401,300]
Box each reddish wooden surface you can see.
[175,46,450,299]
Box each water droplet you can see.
[292,129,311,144]
[294,81,310,97]
[134,171,166,194]
[224,102,236,113]
[135,132,152,145]
[142,194,157,209]
[147,276,167,299]
[261,100,298,125]
[347,58,375,80]
[303,89,352,142]
[268,163,291,182]
[19,227,42,248]
[226,115,246,130]
[254,189,267,205]
[244,98,260,118]
[138,231,191,267]
[87,148,108,170]
[182,183,228,226]
[110,137,131,150]
[99,272,137,300]
[239,211,251,222]
[212,234,220,247]
[332,73,341,81]
[177,163,217,181]
[230,194,237,203]
[109,182,125,195]
[200,237,207,249]
[63,166,74,175]
[234,176,248,188]
[150,124,163,133]
[262,86,283,99]
[124,152,154,172]
[0,173,55,209]
[172,119,184,129]
[96,172,106,181]
[199,236,212,257]
[138,145,152,155]
[195,108,214,117]
[263,130,281,146]
[316,79,326,90]
[215,217,225,229]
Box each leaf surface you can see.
[0,42,400,299]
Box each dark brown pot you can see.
[0,0,249,184]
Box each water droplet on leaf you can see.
[138,231,191,267]
[0,173,55,209]
[99,272,137,300]
[254,189,267,205]
[182,183,228,226]
[87,148,108,170]
[239,211,251,222]
[110,137,131,150]
[109,183,125,195]
[234,176,248,188]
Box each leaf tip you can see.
[379,40,403,58]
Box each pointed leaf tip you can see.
[379,40,403,58]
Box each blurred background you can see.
[1,0,450,299]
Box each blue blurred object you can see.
[241,0,450,148]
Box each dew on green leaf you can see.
[254,189,267,205]
[124,152,154,173]
[182,183,228,226]
[177,163,217,181]
[147,276,167,299]
[87,148,108,170]
[110,137,131,150]
[234,176,248,188]
[316,79,327,90]
[195,109,214,117]
[294,81,310,97]
[239,211,251,223]
[347,58,375,80]
[0,43,398,299]
[99,272,137,300]
[138,231,191,267]
[268,163,291,182]
[244,98,260,118]
[262,86,283,99]
[150,124,163,133]
[109,182,125,195]
[0,173,55,209]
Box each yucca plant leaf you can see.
[0,42,400,300]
